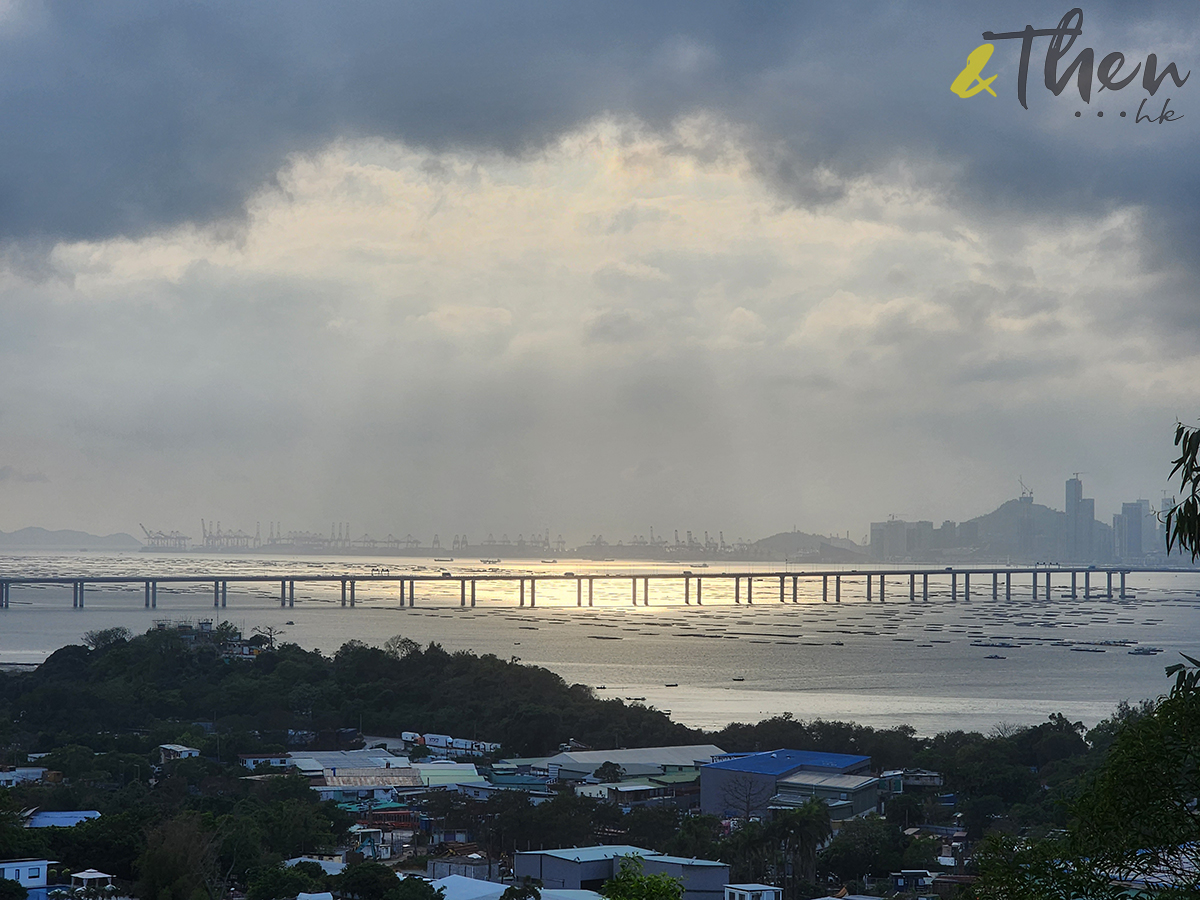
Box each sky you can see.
[0,1,1197,545]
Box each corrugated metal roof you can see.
[705,749,869,775]
[777,772,879,791]
[26,810,100,828]
[524,845,656,863]
[546,745,726,769]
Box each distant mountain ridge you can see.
[0,527,142,550]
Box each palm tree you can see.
[766,801,832,899]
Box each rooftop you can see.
[776,772,880,791]
[546,745,726,769]
[705,750,870,776]
[522,845,656,863]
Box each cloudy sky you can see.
[0,1,1196,544]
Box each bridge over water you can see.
[0,566,1195,609]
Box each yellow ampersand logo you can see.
[951,43,998,98]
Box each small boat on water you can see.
[664,683,678,687]
[480,558,500,564]
[541,559,558,563]
[434,558,454,562]
[732,676,745,682]
[985,654,1007,660]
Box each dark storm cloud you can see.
[0,1,1194,245]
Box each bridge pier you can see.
[923,573,928,601]
[822,575,828,602]
[734,577,740,604]
[792,575,798,603]
[407,578,413,607]
[1120,571,1127,598]
[696,578,702,605]
[951,572,957,601]
[964,573,969,602]
[341,579,347,608]
[1071,571,1077,599]
[145,581,151,608]
[289,580,296,608]
[530,579,536,607]
[577,578,582,607]
[684,577,690,605]
[0,581,7,608]
[1045,571,1051,599]
[460,580,466,607]
[1106,571,1113,599]
[632,578,637,606]
[910,573,915,601]
[213,580,220,608]
[1005,571,1011,600]
[779,575,785,603]
[588,577,594,607]
[992,572,998,599]
[1033,570,1038,600]
[867,575,872,602]
[519,579,525,607]
[1084,570,1091,599]
[747,577,753,604]
[472,580,476,607]
[280,580,287,608]
[399,578,405,606]
[835,575,841,602]
[880,575,885,602]
[643,577,649,606]
[349,580,355,607]
[221,581,227,608]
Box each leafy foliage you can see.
[599,857,683,900]
[1166,420,1200,561]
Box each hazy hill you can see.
[751,530,866,561]
[0,526,142,550]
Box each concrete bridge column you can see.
[1033,570,1038,600]
[1045,571,1051,599]
[964,573,970,602]
[0,582,7,608]
[951,572,957,601]
[1084,570,1091,599]
[472,580,477,607]
[779,575,785,603]
[1071,571,1077,599]
[281,580,287,608]
[341,579,347,608]
[530,579,536,608]
[992,572,998,599]
[152,581,158,609]
[350,580,356,607]
[1005,571,1011,600]
[399,579,406,606]
[684,577,690,605]
[588,577,594,607]
[519,578,525,607]
[213,580,220,608]
[221,581,227,608]
[910,573,915,601]
[1106,571,1113,599]
[792,575,798,603]
[697,579,702,605]
[835,575,841,602]
[407,578,413,607]
[290,580,296,608]
[79,581,85,608]
[460,579,466,607]
[867,575,872,602]
[631,578,637,606]
[735,577,740,604]
[643,577,649,606]
[880,576,885,602]
[747,577,753,604]
[145,581,151,608]
[1120,571,1127,598]
[577,578,582,607]
[822,575,828,602]
[923,573,928,601]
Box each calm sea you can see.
[2,552,1198,736]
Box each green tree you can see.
[338,861,400,900]
[768,801,831,889]
[599,857,683,900]
[975,656,1200,897]
[387,877,445,900]
[82,627,132,651]
[820,814,905,881]
[1165,420,1200,560]
[0,879,28,900]
[593,762,626,783]
[247,864,323,900]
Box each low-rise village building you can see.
[25,810,100,828]
[158,744,201,764]
[0,767,48,788]
[239,753,290,770]
[769,771,880,820]
[514,846,730,900]
[725,884,782,900]
[0,857,54,899]
[700,750,872,820]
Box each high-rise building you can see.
[1065,476,1094,561]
